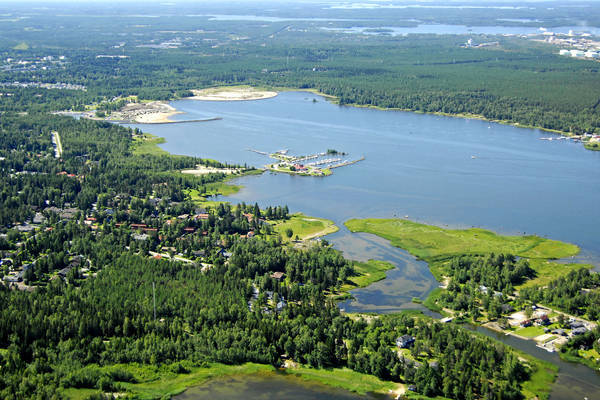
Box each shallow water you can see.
[173,373,381,400]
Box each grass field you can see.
[344,219,579,261]
[131,133,168,156]
[288,366,401,395]
[185,179,243,207]
[345,260,395,289]
[272,213,338,242]
[516,259,594,289]
[520,355,558,400]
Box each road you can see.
[51,131,63,158]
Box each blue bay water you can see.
[129,91,600,400]
[139,91,599,259]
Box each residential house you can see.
[270,271,285,280]
[572,327,588,336]
[396,335,415,349]
[32,212,46,224]
[536,315,551,326]
[132,233,149,241]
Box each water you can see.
[472,326,600,400]
[173,373,381,400]
[129,91,600,398]
[322,24,600,36]
[332,229,439,315]
[189,14,362,22]
[139,91,600,258]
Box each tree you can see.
[524,305,533,319]
[285,228,293,239]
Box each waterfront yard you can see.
[273,213,338,242]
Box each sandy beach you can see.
[189,86,278,101]
[123,101,183,123]
[133,110,182,123]
[181,165,243,175]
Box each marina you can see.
[248,148,365,176]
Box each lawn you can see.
[272,213,338,241]
[514,326,546,338]
[344,219,579,261]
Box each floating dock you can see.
[329,156,365,169]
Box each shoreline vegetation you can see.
[68,85,598,151]
[344,218,580,263]
[343,217,588,291]
[62,362,405,400]
[334,259,395,301]
[344,218,597,361]
[274,86,598,151]
[69,86,278,125]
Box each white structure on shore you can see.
[559,49,598,59]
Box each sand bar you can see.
[189,86,278,101]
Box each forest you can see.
[0,99,543,399]
[520,269,600,321]
[1,2,599,398]
[437,254,535,319]
[0,6,599,137]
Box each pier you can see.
[248,149,269,155]
[118,117,223,125]
[330,156,365,169]
[247,148,364,176]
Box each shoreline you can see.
[97,362,403,400]
[273,86,594,147]
[181,164,244,176]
